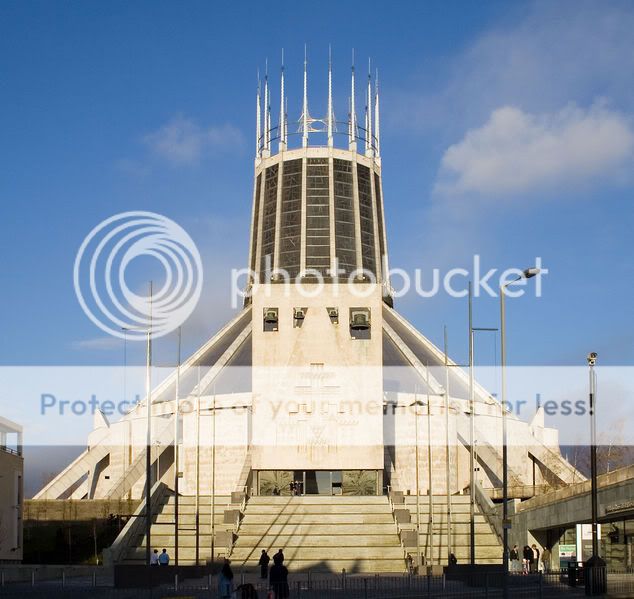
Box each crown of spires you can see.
[255,48,380,159]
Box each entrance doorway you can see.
[257,470,379,496]
[293,470,342,495]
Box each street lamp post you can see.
[585,352,606,595]
[468,282,475,565]
[500,267,539,598]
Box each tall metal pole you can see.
[174,327,181,566]
[211,386,216,563]
[589,359,599,558]
[426,368,434,565]
[468,282,476,564]
[444,327,453,562]
[500,286,509,596]
[195,366,200,566]
[415,386,421,571]
[145,282,153,566]
[585,352,605,594]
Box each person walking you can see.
[158,548,170,566]
[218,558,234,599]
[269,552,289,599]
[531,544,540,573]
[406,552,414,574]
[510,545,520,573]
[150,549,159,566]
[541,546,551,573]
[522,545,532,574]
[259,549,271,579]
[275,548,285,565]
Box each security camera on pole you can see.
[584,352,607,595]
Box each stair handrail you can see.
[103,481,168,566]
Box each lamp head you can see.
[522,267,540,279]
[587,352,598,366]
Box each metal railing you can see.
[1,569,633,598]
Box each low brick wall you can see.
[24,499,140,522]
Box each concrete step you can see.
[240,514,395,524]
[160,505,234,515]
[243,504,392,515]
[231,546,405,560]
[403,522,493,534]
[165,495,231,505]
[154,512,225,525]
[237,523,397,535]
[248,496,389,505]
[234,535,401,547]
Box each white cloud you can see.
[435,103,634,196]
[143,115,244,166]
[390,2,634,136]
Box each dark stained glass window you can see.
[305,158,330,275]
[278,159,303,279]
[333,158,357,276]
[250,173,262,275]
[259,164,278,280]
[357,164,376,277]
[374,172,386,275]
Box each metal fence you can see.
[1,569,633,598]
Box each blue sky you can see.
[1,0,633,371]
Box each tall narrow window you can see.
[357,164,376,278]
[250,173,262,275]
[374,172,386,276]
[278,159,303,278]
[333,158,356,277]
[259,164,278,281]
[305,158,330,276]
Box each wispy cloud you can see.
[72,337,122,351]
[143,115,244,166]
[435,102,634,197]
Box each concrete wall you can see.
[251,284,385,471]
[24,498,139,521]
[0,449,23,562]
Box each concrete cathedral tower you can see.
[247,51,389,492]
[35,51,584,569]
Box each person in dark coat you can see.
[218,558,234,598]
[269,552,289,599]
[259,549,271,579]
[522,545,533,574]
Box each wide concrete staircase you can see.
[399,494,502,565]
[230,495,406,573]
[123,493,233,564]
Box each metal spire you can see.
[366,58,373,157]
[349,49,357,149]
[302,45,309,147]
[279,49,286,151]
[264,59,270,154]
[374,68,380,158]
[256,70,261,158]
[327,45,333,146]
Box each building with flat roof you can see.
[0,416,23,563]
